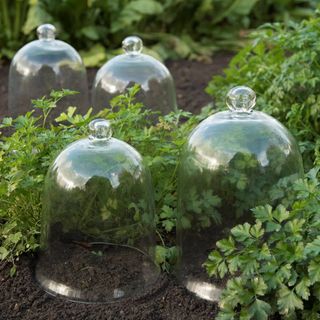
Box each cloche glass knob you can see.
[226,86,256,112]
[122,36,143,55]
[89,119,112,140]
[37,24,56,40]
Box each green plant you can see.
[177,98,304,236]
[1,0,317,62]
[206,13,320,169]
[42,158,155,246]
[0,0,30,58]
[0,89,92,275]
[34,0,320,63]
[205,167,320,319]
[0,86,213,274]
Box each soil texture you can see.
[36,241,164,303]
[0,255,218,320]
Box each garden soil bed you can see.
[0,52,234,320]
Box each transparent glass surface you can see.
[35,119,161,303]
[92,36,177,114]
[9,24,88,118]
[176,86,304,302]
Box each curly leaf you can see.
[304,236,320,257]
[248,298,272,320]
[277,286,304,315]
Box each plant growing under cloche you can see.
[205,168,320,319]
[35,117,162,303]
[176,86,303,301]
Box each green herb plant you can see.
[179,130,302,233]
[205,168,320,319]
[0,86,213,274]
[0,89,93,275]
[43,168,155,246]
[1,0,318,62]
[0,0,29,59]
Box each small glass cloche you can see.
[176,86,304,302]
[92,36,177,114]
[8,24,88,117]
[35,119,161,303]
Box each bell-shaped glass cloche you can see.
[92,36,177,114]
[8,24,88,117]
[35,119,161,303]
[176,86,304,301]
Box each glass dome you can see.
[92,36,177,114]
[8,24,88,118]
[35,119,161,303]
[176,86,304,302]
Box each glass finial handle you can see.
[122,36,143,55]
[37,24,56,40]
[226,86,256,112]
[89,119,112,141]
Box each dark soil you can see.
[1,255,218,320]
[36,240,165,303]
[165,53,232,113]
[0,52,233,320]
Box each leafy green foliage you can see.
[0,86,212,273]
[205,168,320,319]
[179,142,301,233]
[0,90,90,274]
[0,0,30,59]
[28,0,320,63]
[206,13,320,169]
[1,0,318,61]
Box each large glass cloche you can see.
[9,24,88,117]
[35,119,161,303]
[176,86,303,302]
[92,36,177,114]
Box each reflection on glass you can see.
[92,36,177,114]
[186,280,222,302]
[176,86,304,301]
[8,24,88,118]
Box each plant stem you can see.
[156,230,165,247]
[0,0,12,40]
[13,0,22,40]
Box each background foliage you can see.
[0,0,318,65]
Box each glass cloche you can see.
[35,119,161,303]
[8,24,88,117]
[92,36,177,114]
[176,86,304,301]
